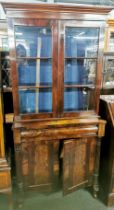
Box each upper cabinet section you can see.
[2,3,112,119]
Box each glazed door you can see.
[63,138,96,195]
[58,21,104,117]
[10,19,58,119]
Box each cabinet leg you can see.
[93,174,99,198]
[15,144,24,208]
[93,138,101,198]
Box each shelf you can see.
[2,68,11,71]
[104,52,114,56]
[19,85,52,90]
[64,84,95,89]
[5,113,14,123]
[102,85,114,89]
[3,87,12,92]
[65,57,97,59]
[1,57,10,60]
[16,57,52,60]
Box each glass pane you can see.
[15,26,52,57]
[19,89,52,114]
[64,58,96,85]
[109,32,114,51]
[64,87,93,111]
[103,57,114,88]
[65,27,99,58]
[55,0,114,6]
[18,59,52,86]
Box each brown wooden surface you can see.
[20,126,98,141]
[5,113,14,123]
[21,140,53,191]
[0,167,11,191]
[0,158,13,210]
[99,98,114,206]
[109,103,114,122]
[12,117,103,195]
[63,138,96,194]
[2,3,113,20]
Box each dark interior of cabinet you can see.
[0,51,15,177]
[3,94,15,178]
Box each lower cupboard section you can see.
[16,137,96,194]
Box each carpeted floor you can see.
[1,188,114,210]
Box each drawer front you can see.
[0,170,11,190]
[21,126,98,142]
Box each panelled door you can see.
[63,138,96,194]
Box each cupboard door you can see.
[63,138,96,195]
[21,140,53,191]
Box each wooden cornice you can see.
[2,3,113,16]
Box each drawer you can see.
[21,126,98,141]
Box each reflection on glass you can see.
[19,89,52,114]
[15,26,52,57]
[18,59,52,86]
[64,59,96,85]
[64,88,91,111]
[103,57,114,87]
[2,37,9,51]
[109,32,114,51]
[65,27,99,58]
